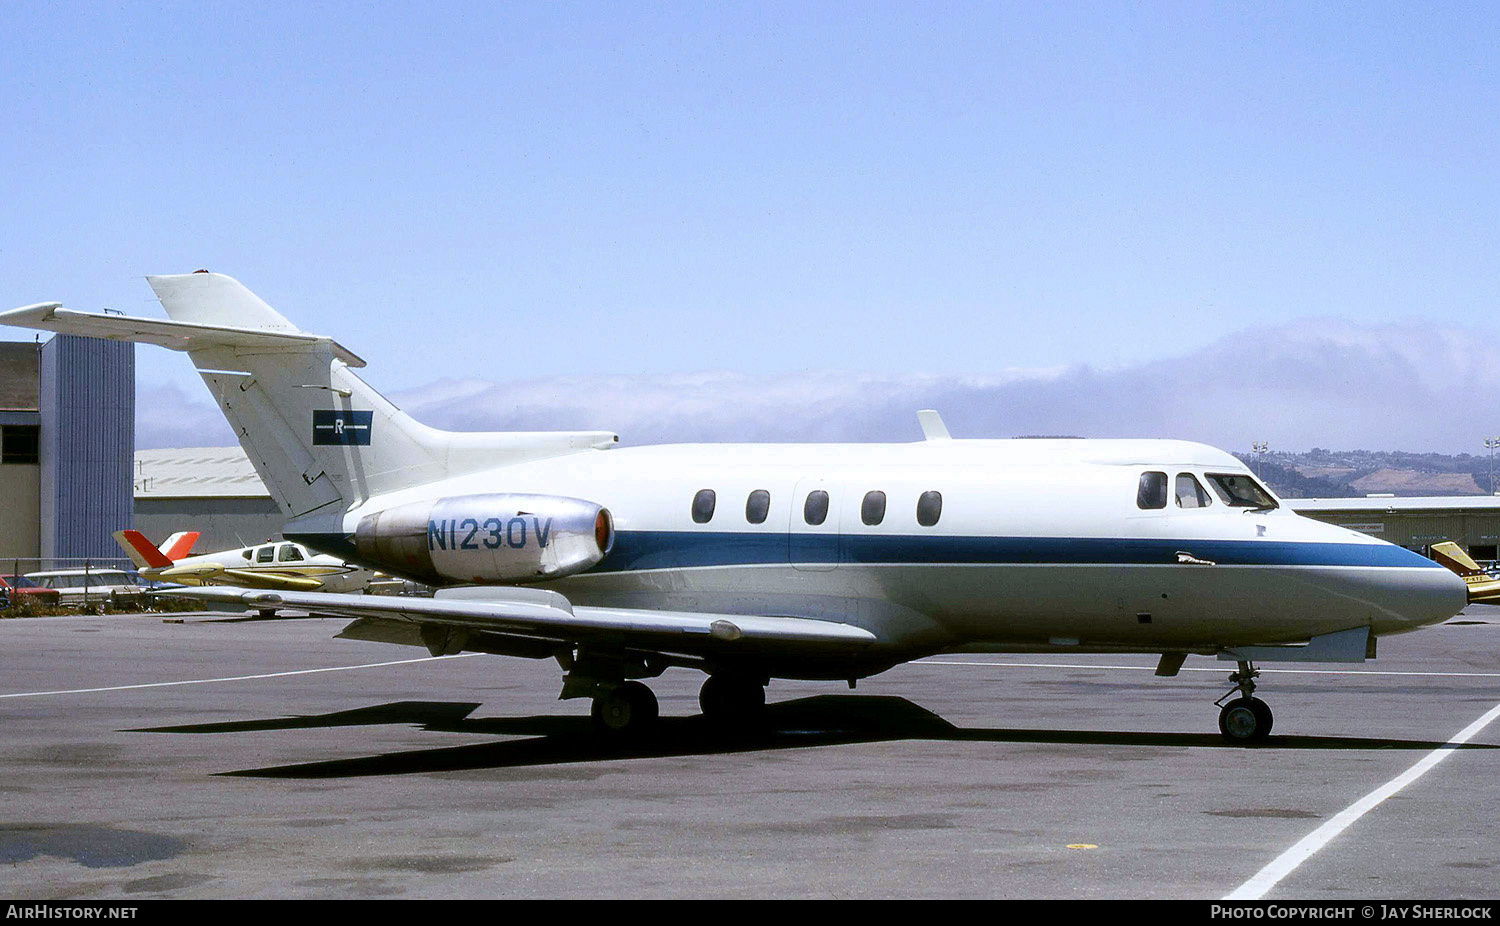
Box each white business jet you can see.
[2,273,1475,742]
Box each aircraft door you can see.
[789,478,840,572]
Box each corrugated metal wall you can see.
[39,335,134,559]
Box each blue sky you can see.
[3,3,1498,450]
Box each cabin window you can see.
[277,544,304,562]
[691,489,717,524]
[745,489,771,524]
[804,490,830,526]
[1175,473,1212,509]
[1206,473,1279,510]
[917,490,943,526]
[1137,472,1168,509]
[861,491,887,526]
[255,545,275,563]
[241,550,253,561]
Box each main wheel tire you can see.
[1248,697,1274,737]
[699,674,766,721]
[591,681,659,734]
[1218,698,1270,744]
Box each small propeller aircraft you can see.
[1428,542,1500,604]
[3,272,1479,742]
[114,529,378,594]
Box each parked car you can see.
[23,568,147,607]
[0,574,64,607]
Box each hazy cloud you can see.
[134,319,1500,455]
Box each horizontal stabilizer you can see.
[0,302,365,366]
[113,530,172,569]
[160,532,200,561]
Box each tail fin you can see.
[2,273,617,523]
[1429,541,1500,604]
[160,531,200,560]
[114,530,173,569]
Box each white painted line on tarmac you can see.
[914,658,1500,678]
[1225,698,1500,900]
[0,653,477,700]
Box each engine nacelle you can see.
[353,493,614,585]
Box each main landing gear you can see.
[698,674,767,724]
[1215,660,1273,744]
[590,681,659,734]
[581,674,770,736]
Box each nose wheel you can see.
[1215,661,1273,743]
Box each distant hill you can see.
[1234,449,1500,498]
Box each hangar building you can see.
[1287,496,1500,561]
[133,447,283,553]
[0,337,133,565]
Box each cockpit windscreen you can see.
[1206,473,1278,510]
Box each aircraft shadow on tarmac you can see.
[124,695,1500,779]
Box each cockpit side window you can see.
[1175,473,1212,508]
[1207,473,1279,510]
[1137,472,1168,509]
[278,544,304,562]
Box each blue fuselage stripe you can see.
[590,531,1442,573]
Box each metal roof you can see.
[133,446,269,499]
[1289,496,1500,513]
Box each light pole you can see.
[1486,437,1500,496]
[1252,441,1268,479]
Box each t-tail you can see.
[2,273,617,533]
[1429,541,1500,604]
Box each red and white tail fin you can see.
[113,530,174,569]
[161,531,200,561]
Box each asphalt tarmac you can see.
[1,605,1498,899]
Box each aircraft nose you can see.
[1391,567,1469,628]
[1354,550,1470,632]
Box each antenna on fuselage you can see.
[917,409,952,441]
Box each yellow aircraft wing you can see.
[157,563,326,592]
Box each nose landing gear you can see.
[1215,660,1273,743]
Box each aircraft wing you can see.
[214,569,328,592]
[150,586,878,660]
[153,564,327,592]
